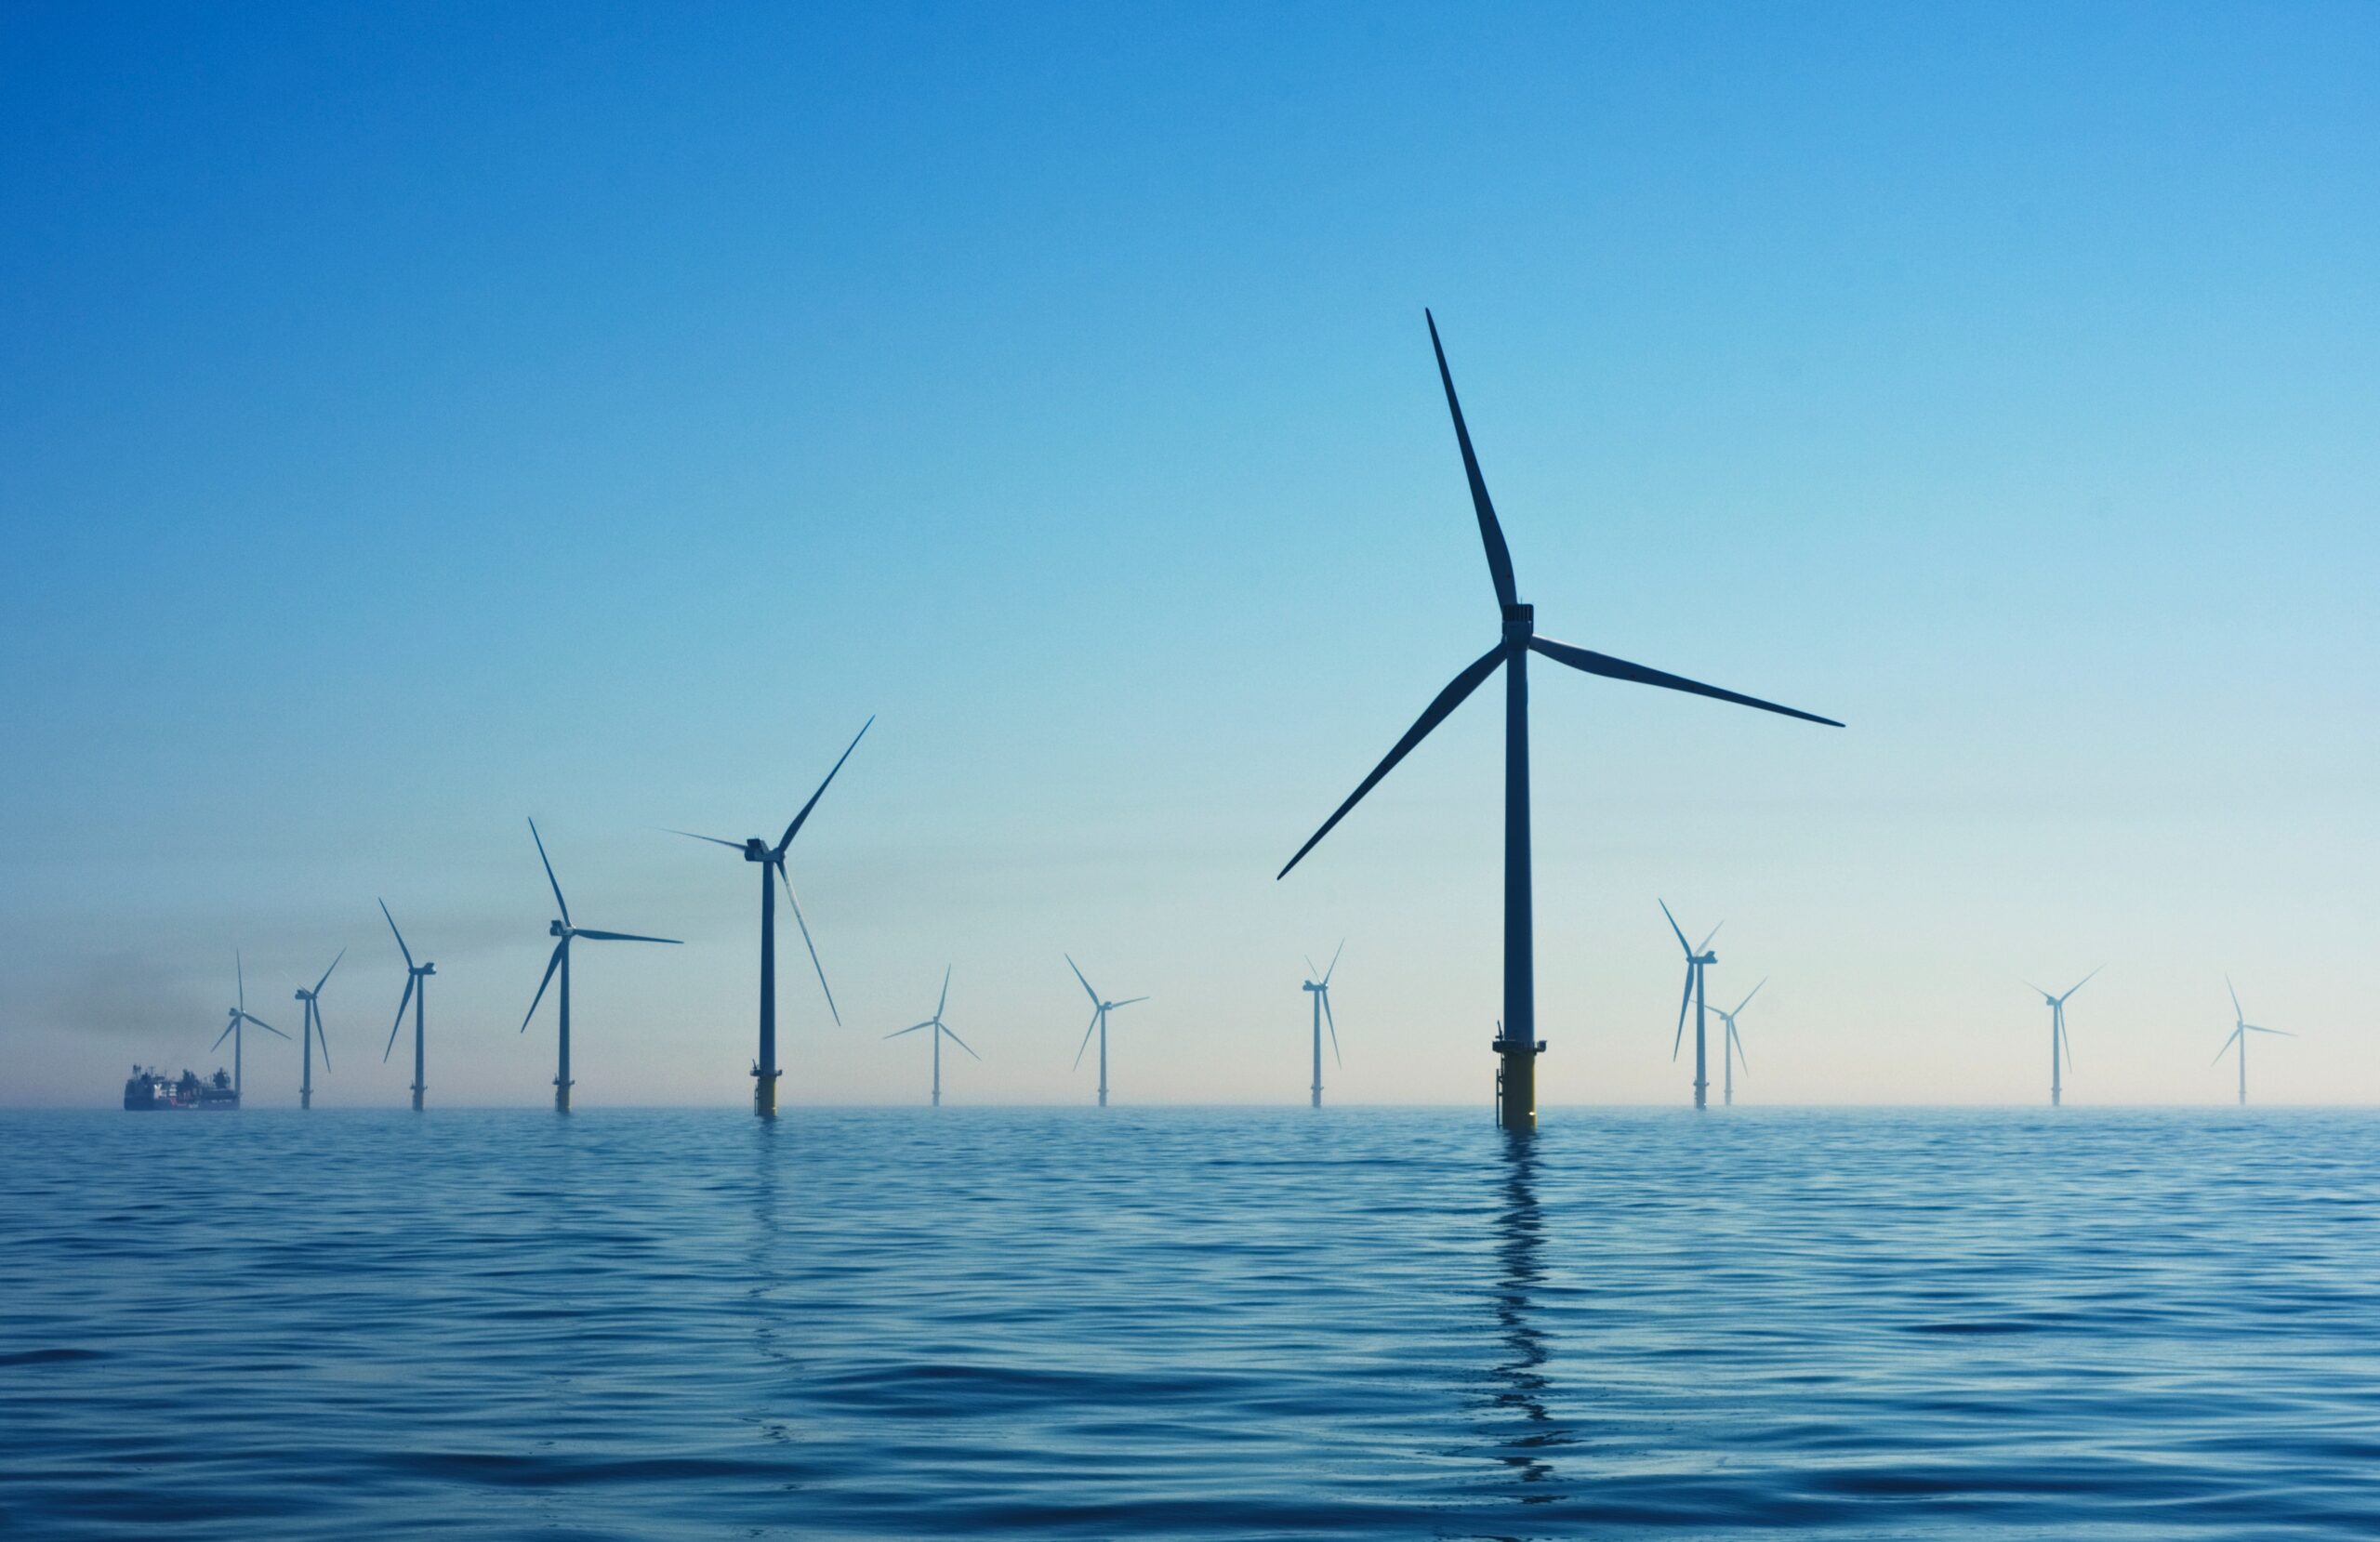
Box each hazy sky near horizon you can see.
[3,2,2374,1109]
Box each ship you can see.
[123,1065,239,1111]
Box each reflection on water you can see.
[1485,1130,1567,1504]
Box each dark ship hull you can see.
[123,1066,238,1110]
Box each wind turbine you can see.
[522,817,681,1113]
[1707,978,1765,1108]
[378,900,435,1111]
[2028,967,2100,1107]
[1302,942,1343,1108]
[2215,975,2294,1106]
[210,950,289,1101]
[1660,902,1723,1109]
[293,949,342,1110]
[1066,956,1148,1107]
[1276,311,1842,1131]
[667,718,871,1119]
[885,967,978,1106]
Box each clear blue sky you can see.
[3,2,2373,1106]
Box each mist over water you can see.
[3,1107,2374,1538]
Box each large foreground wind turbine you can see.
[668,718,871,1119]
[378,901,435,1111]
[293,950,342,1109]
[1707,979,1765,1107]
[1066,956,1148,1108]
[2029,968,2100,1107]
[210,951,288,1100]
[1277,311,1842,1130]
[2215,976,2294,1105]
[1661,902,1723,1109]
[1302,942,1343,1108]
[885,967,978,1106]
[522,818,681,1113]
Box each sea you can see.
[2,1106,2374,1539]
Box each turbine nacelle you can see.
[415,962,437,977]
[741,837,771,862]
[1501,601,1533,644]
[549,919,571,938]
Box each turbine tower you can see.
[1707,979,1765,1108]
[378,900,435,1111]
[522,817,681,1114]
[2028,967,2100,1107]
[1066,956,1148,1107]
[668,718,870,1119]
[1277,311,1842,1132]
[2215,975,2294,1106]
[1302,942,1343,1108]
[210,951,289,1100]
[885,967,979,1106]
[1660,902,1722,1109]
[293,949,342,1110]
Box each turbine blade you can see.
[941,1023,982,1061]
[2213,1027,2241,1065]
[1673,968,1694,1058]
[884,1022,932,1039]
[1304,956,1321,982]
[236,949,245,1015]
[1108,995,1150,1009]
[1065,954,1101,1009]
[1322,991,1341,1066]
[1073,1008,1100,1070]
[245,1012,290,1040]
[313,1012,331,1073]
[528,817,571,927]
[212,1021,235,1051]
[2061,1023,2074,1074]
[1424,309,1518,610]
[1697,922,1723,954]
[2247,1025,2296,1038]
[936,964,951,1022]
[378,899,414,970]
[574,929,682,944]
[522,940,565,1031]
[664,827,747,850]
[1659,899,1691,955]
[1276,644,1505,880]
[1529,636,1844,728]
[383,974,416,1062]
[2227,972,2242,1022]
[1729,1020,1748,1072]
[779,866,839,1025]
[776,717,874,857]
[1322,939,1344,986]
[1735,978,1766,1015]
[2061,965,2103,1003]
[312,947,344,996]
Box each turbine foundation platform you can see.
[753,1067,779,1119]
[1494,1037,1543,1131]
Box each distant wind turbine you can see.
[1707,979,1765,1108]
[378,900,435,1111]
[2215,975,2294,1106]
[210,950,289,1100]
[1066,956,1148,1108]
[1660,902,1723,1109]
[293,949,342,1110]
[667,718,871,1119]
[1302,942,1344,1108]
[2028,968,2100,1107]
[1276,310,1842,1131]
[522,817,681,1114]
[885,967,978,1106]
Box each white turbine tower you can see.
[2028,967,2100,1107]
[1302,942,1343,1107]
[885,967,979,1106]
[2215,976,2294,1106]
[1066,956,1148,1107]
[1707,978,1765,1107]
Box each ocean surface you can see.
[2,1106,2374,1539]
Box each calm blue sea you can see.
[1,1107,2374,1539]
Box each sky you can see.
[2,1,2374,1109]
